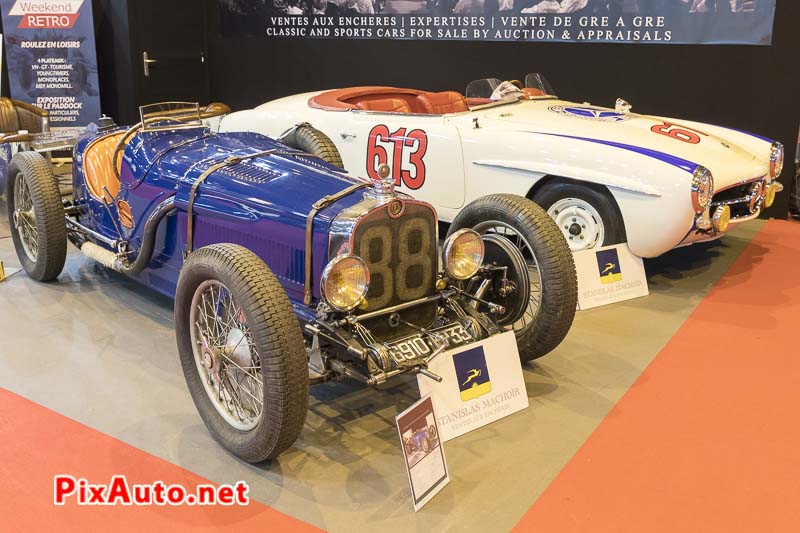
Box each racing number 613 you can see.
[366,125,428,189]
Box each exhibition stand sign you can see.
[0,0,101,131]
[395,395,449,511]
[574,243,649,310]
[219,0,777,45]
[417,331,529,442]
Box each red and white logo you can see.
[8,0,84,29]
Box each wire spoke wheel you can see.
[473,220,542,332]
[13,173,39,263]
[449,194,577,361]
[190,279,263,431]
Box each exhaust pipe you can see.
[79,196,176,275]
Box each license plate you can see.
[387,323,473,364]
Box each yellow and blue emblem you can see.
[596,249,623,284]
[453,346,492,402]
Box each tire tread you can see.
[6,151,66,281]
[176,244,308,462]
[450,194,578,361]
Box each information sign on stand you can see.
[396,395,449,512]
[417,331,529,443]
[574,244,649,310]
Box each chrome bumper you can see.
[695,177,782,236]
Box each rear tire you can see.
[6,151,66,281]
[175,244,308,462]
[449,194,577,361]
[280,124,344,169]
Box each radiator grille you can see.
[711,178,765,219]
[352,202,437,340]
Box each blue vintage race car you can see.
[6,102,576,461]
[403,424,438,457]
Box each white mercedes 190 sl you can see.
[220,74,783,258]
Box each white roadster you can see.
[219,74,784,258]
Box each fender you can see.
[468,129,703,199]
[472,158,662,197]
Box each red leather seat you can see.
[522,87,546,97]
[355,98,411,114]
[415,92,469,115]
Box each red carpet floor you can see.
[516,219,800,532]
[0,389,319,532]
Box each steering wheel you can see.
[112,122,144,181]
[490,80,524,101]
[111,104,232,180]
[200,102,231,120]
[111,116,174,180]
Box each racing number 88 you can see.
[358,217,433,309]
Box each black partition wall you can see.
[202,1,799,216]
[62,0,800,216]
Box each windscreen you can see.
[524,73,556,97]
[465,78,503,99]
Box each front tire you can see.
[449,194,577,362]
[533,181,626,252]
[6,151,66,281]
[175,244,308,462]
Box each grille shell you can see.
[335,199,438,341]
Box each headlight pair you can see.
[691,166,714,214]
[321,229,486,312]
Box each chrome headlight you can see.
[769,141,784,180]
[321,254,370,312]
[443,229,485,280]
[691,166,714,213]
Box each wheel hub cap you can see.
[548,198,605,252]
[225,328,253,369]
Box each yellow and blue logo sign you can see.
[453,346,492,402]
[596,249,623,284]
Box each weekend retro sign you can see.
[0,0,101,130]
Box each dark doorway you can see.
[131,0,210,107]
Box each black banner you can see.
[219,0,776,44]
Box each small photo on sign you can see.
[596,248,623,284]
[401,413,440,469]
[453,346,492,402]
[396,395,449,511]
